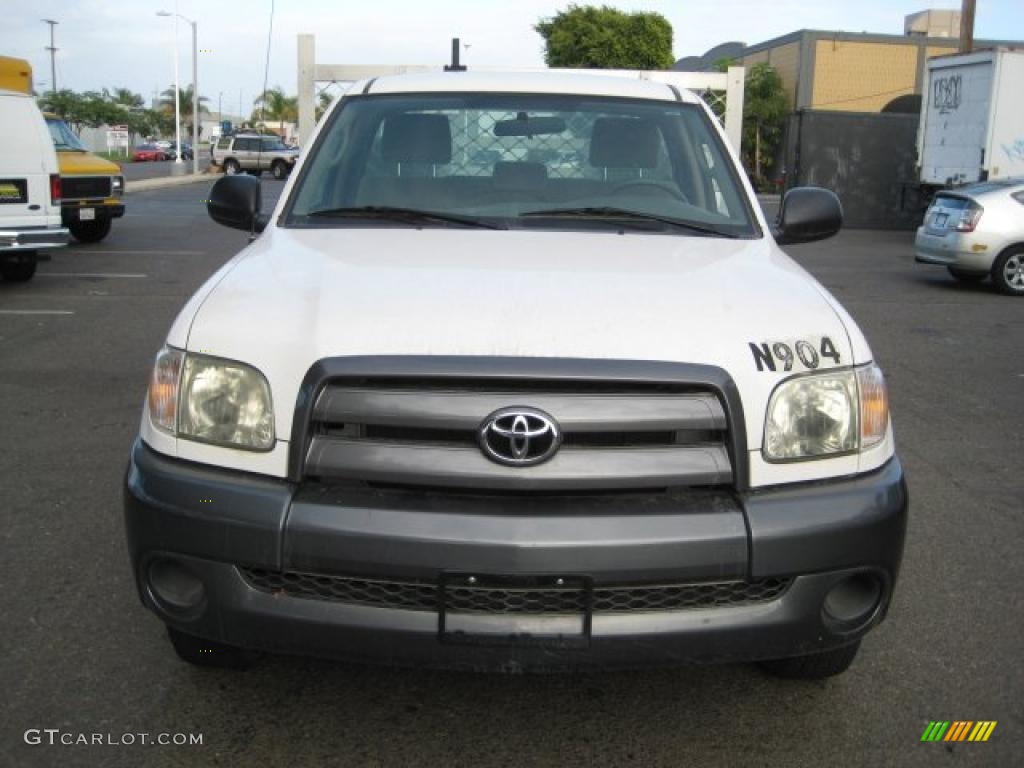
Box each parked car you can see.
[914,178,1024,295]
[0,87,69,281]
[132,144,168,162]
[212,133,297,179]
[126,72,907,678]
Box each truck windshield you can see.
[285,93,758,237]
[46,117,86,151]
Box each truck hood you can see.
[56,149,121,175]
[180,227,866,446]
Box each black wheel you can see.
[757,640,861,679]
[991,247,1024,295]
[947,266,986,283]
[271,160,288,180]
[69,218,112,244]
[166,626,258,669]
[1,259,37,282]
[223,158,240,175]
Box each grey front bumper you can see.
[124,439,908,669]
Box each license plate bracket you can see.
[438,572,593,648]
[79,208,96,221]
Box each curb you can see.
[127,172,218,193]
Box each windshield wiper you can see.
[520,206,738,238]
[305,206,506,230]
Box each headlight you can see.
[763,364,888,461]
[147,348,274,451]
[111,176,124,197]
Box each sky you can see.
[2,0,1023,117]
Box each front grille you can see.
[303,377,734,492]
[240,567,791,614]
[62,176,111,200]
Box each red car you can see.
[132,144,168,162]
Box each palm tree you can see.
[109,88,144,109]
[254,86,298,135]
[159,85,210,138]
[316,90,335,122]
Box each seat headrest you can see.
[589,118,660,169]
[493,161,548,189]
[381,114,452,164]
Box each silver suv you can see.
[212,134,297,179]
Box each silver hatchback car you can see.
[915,178,1024,296]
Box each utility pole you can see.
[42,19,58,93]
[960,0,976,53]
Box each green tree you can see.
[37,89,81,131]
[535,5,674,70]
[315,89,335,122]
[254,86,298,135]
[741,63,789,188]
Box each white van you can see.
[0,88,69,281]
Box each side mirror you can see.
[773,187,842,245]
[207,175,269,234]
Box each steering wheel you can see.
[610,181,689,203]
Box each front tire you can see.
[1,259,37,282]
[758,640,861,679]
[947,266,986,283]
[271,160,288,180]
[991,247,1024,295]
[69,218,112,244]
[166,626,258,669]
[223,158,240,175]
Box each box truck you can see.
[917,48,1024,187]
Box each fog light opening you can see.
[148,558,206,614]
[823,572,882,630]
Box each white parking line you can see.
[39,273,148,279]
[0,310,75,315]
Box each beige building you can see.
[677,18,1021,113]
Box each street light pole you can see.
[158,9,199,173]
[172,16,181,165]
[190,18,198,174]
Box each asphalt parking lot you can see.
[2,181,1021,767]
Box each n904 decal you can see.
[749,337,841,372]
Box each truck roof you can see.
[360,70,701,104]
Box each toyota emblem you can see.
[478,407,561,466]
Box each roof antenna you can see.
[444,38,467,72]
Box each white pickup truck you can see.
[125,71,907,679]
